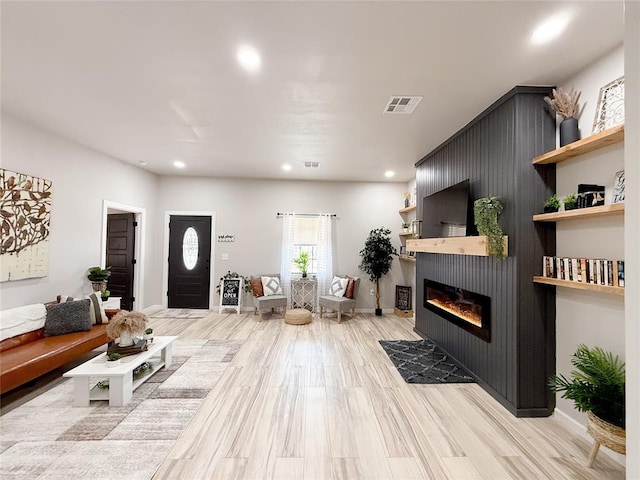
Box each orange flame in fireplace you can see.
[427,298,482,328]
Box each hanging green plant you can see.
[473,197,505,258]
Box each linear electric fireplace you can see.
[424,279,491,342]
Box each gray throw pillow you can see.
[44,299,92,336]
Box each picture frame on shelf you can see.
[408,250,416,257]
[612,170,625,204]
[592,75,624,134]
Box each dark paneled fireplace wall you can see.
[415,86,557,417]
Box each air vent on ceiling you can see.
[383,95,423,114]
[304,161,320,168]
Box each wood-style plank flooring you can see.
[150,311,624,479]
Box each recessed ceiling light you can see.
[173,160,185,169]
[282,164,292,171]
[138,160,148,166]
[384,170,395,178]
[237,45,261,73]
[531,13,570,45]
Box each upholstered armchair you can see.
[249,274,288,318]
[319,276,360,323]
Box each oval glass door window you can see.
[182,227,199,270]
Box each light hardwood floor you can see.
[150,311,624,479]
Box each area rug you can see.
[0,339,242,480]
[149,309,211,319]
[379,339,475,384]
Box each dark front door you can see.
[168,215,212,309]
[106,213,136,310]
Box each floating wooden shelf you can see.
[399,232,415,237]
[406,236,508,257]
[533,203,625,222]
[399,205,416,214]
[533,276,624,296]
[399,256,416,263]
[532,125,624,165]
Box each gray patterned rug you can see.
[0,339,242,480]
[379,339,475,384]
[148,309,211,319]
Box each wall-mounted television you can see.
[422,179,473,238]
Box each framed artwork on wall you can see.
[0,169,52,282]
[612,170,625,204]
[592,75,624,134]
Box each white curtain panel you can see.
[316,213,334,306]
[280,212,296,307]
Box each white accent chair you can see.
[319,276,360,323]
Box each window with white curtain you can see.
[280,213,333,307]
[291,217,319,274]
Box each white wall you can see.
[0,114,159,309]
[555,45,627,446]
[624,1,639,476]
[154,176,406,311]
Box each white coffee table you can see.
[63,336,177,407]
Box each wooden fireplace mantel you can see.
[406,236,508,257]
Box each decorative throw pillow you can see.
[261,276,283,296]
[44,299,92,337]
[57,292,108,325]
[329,276,349,297]
[344,276,355,299]
[249,278,264,297]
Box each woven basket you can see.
[587,411,626,455]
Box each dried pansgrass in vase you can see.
[544,86,581,119]
[106,310,149,346]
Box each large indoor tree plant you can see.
[549,344,625,467]
[358,227,397,316]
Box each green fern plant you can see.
[549,344,625,428]
[473,197,505,258]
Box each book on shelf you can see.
[618,260,625,287]
[540,256,624,288]
[572,258,580,282]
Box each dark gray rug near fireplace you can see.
[379,339,475,384]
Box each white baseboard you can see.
[553,408,626,466]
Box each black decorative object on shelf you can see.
[560,117,580,146]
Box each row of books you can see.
[542,256,625,287]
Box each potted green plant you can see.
[87,266,111,293]
[101,289,111,301]
[473,197,506,258]
[293,252,310,278]
[401,222,411,233]
[544,194,561,213]
[144,327,154,343]
[549,344,625,466]
[106,352,122,368]
[359,227,397,316]
[563,193,578,211]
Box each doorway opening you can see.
[101,201,146,311]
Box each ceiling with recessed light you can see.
[0,1,624,182]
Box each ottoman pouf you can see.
[284,308,312,325]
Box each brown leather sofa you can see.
[0,321,111,396]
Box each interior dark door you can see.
[106,213,136,310]
[168,215,211,309]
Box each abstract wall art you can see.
[0,169,52,281]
